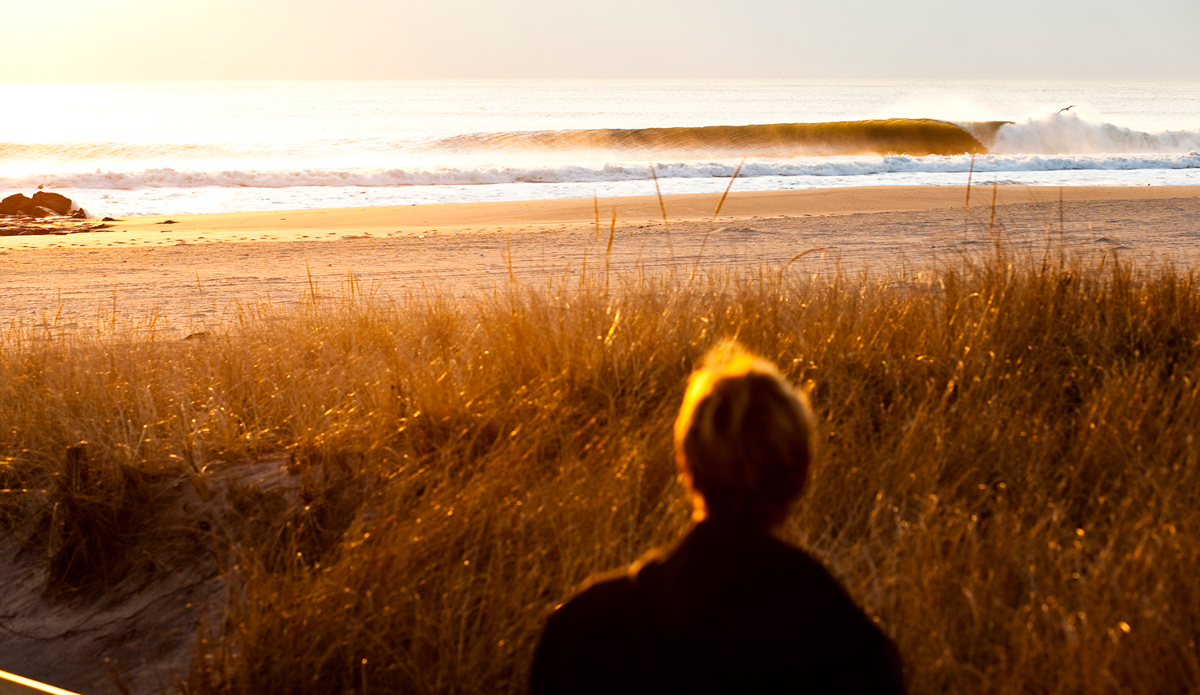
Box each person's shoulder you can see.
[539,567,642,646]
[754,533,863,600]
[769,542,906,693]
[532,568,660,695]
[565,567,638,612]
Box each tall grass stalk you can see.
[649,162,673,260]
[692,157,747,284]
[1,242,1197,694]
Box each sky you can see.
[2,0,1198,81]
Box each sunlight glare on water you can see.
[1,79,1197,215]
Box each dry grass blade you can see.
[985,179,1010,261]
[779,247,829,281]
[604,208,616,296]
[964,153,975,236]
[712,157,746,222]
[306,259,317,304]
[649,163,673,260]
[649,163,668,231]
[506,230,516,287]
[691,157,748,284]
[1059,184,1065,235]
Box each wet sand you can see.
[2,185,1198,335]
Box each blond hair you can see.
[674,342,816,530]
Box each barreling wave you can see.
[7,152,1198,191]
[0,121,995,171]
[7,117,1194,179]
[435,119,996,157]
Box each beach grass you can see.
[1,238,1198,694]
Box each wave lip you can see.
[436,119,989,158]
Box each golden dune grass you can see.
[1,239,1198,694]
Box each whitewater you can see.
[2,79,1198,216]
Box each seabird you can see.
[1057,105,1076,113]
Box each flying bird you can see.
[1058,105,1076,113]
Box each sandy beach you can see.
[2,185,1198,335]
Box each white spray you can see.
[993,112,1200,155]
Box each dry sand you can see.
[2,185,1199,337]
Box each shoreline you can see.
[5,185,1199,248]
[2,184,1198,335]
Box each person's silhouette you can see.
[531,343,904,694]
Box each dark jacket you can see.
[531,519,904,694]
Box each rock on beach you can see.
[1,191,86,219]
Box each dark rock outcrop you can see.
[0,193,32,215]
[1,190,100,234]
[1,190,107,235]
[31,191,73,216]
[2,190,88,220]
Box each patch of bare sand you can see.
[0,455,313,695]
[1,186,1198,337]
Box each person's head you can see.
[673,342,816,532]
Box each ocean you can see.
[3,79,1199,217]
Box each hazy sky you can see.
[3,0,1197,81]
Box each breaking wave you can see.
[433,119,994,157]
[993,113,1200,154]
[4,115,1197,194]
[5,116,1195,179]
[6,152,1198,191]
[1,119,994,166]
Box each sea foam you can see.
[5,150,1197,192]
[992,113,1200,155]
